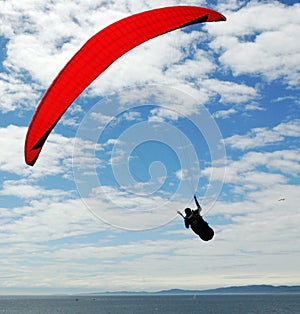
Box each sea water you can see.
[0,294,299,313]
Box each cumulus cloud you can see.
[200,78,257,103]
[225,119,300,150]
[0,73,40,112]
[201,148,300,198]
[0,124,106,180]
[0,197,103,244]
[0,125,31,175]
[213,108,237,119]
[208,1,300,86]
[0,179,72,200]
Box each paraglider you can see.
[24,6,226,166]
[177,195,214,241]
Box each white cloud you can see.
[0,125,31,175]
[0,197,103,244]
[225,119,300,150]
[104,138,121,147]
[200,79,257,103]
[274,119,300,137]
[244,103,265,111]
[149,107,181,122]
[0,73,39,113]
[175,169,188,180]
[90,111,114,126]
[122,111,142,121]
[209,1,300,86]
[225,127,283,150]
[201,148,300,194]
[213,108,237,119]
[0,179,71,200]
[0,125,105,180]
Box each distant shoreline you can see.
[86,285,300,296]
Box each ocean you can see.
[0,294,299,313]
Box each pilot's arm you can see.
[194,195,202,212]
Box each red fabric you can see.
[25,6,225,165]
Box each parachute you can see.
[24,6,226,166]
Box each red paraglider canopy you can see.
[24,6,226,166]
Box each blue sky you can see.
[0,0,299,294]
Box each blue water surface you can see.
[0,294,299,314]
